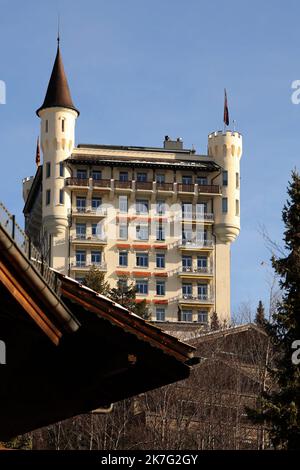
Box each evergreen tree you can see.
[109,280,150,320]
[248,171,300,449]
[255,300,265,325]
[83,265,110,296]
[210,311,220,331]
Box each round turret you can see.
[208,130,242,244]
[37,42,79,236]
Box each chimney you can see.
[163,136,183,150]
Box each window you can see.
[156,280,165,296]
[91,251,102,265]
[182,283,192,298]
[59,162,64,177]
[119,251,128,267]
[197,256,207,269]
[136,252,148,267]
[156,253,165,268]
[76,224,86,239]
[182,256,192,271]
[76,197,86,212]
[182,202,193,219]
[196,202,207,216]
[119,223,128,239]
[59,189,64,205]
[222,198,228,213]
[196,176,207,185]
[92,223,97,236]
[119,171,128,182]
[92,170,102,180]
[77,169,87,179]
[92,197,102,210]
[137,172,147,182]
[236,199,240,216]
[75,276,85,284]
[156,174,165,183]
[136,224,149,240]
[45,120,48,133]
[182,310,192,322]
[156,223,165,241]
[198,284,208,300]
[136,280,148,295]
[182,175,193,185]
[76,250,86,267]
[46,162,51,178]
[156,308,165,321]
[223,171,228,186]
[119,195,128,213]
[196,229,208,242]
[198,311,208,323]
[62,119,65,132]
[182,227,193,243]
[236,172,239,189]
[46,189,51,206]
[136,199,149,214]
[156,200,166,215]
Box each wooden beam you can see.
[0,261,62,345]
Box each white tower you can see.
[36,39,79,268]
[208,130,243,321]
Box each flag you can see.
[36,136,40,167]
[223,89,229,126]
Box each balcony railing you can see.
[136,181,153,190]
[179,266,213,275]
[71,235,107,243]
[179,294,214,303]
[178,239,214,248]
[71,261,107,270]
[65,177,89,187]
[182,213,214,222]
[178,183,220,194]
[93,179,111,188]
[72,208,107,216]
[156,182,174,191]
[65,178,220,195]
[114,180,132,189]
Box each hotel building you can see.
[23,42,243,325]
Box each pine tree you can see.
[255,300,265,325]
[109,280,150,320]
[210,311,220,331]
[248,171,300,449]
[83,265,110,296]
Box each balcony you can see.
[179,294,214,304]
[182,213,214,223]
[178,239,214,250]
[156,182,174,192]
[71,235,107,245]
[178,266,213,277]
[177,183,220,195]
[135,181,153,191]
[71,261,107,271]
[72,208,107,217]
[93,179,111,189]
[65,177,89,187]
[114,180,132,190]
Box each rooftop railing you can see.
[0,201,61,296]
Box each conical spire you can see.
[36,40,79,116]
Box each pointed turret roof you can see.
[36,40,79,116]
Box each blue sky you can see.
[0,0,299,317]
